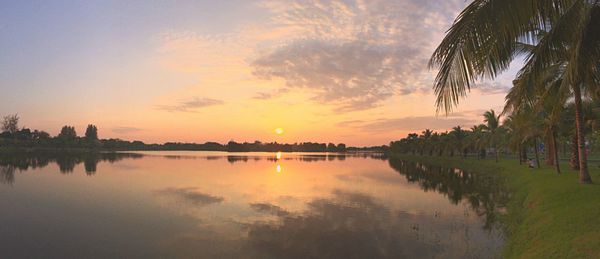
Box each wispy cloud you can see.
[252,88,289,100]
[337,114,477,132]
[112,126,143,134]
[250,202,290,216]
[156,97,224,112]
[252,0,466,112]
[472,81,512,95]
[154,0,468,113]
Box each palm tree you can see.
[505,64,568,173]
[407,133,419,155]
[420,129,433,156]
[482,110,502,162]
[469,124,488,159]
[429,0,599,183]
[452,126,468,157]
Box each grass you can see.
[392,154,600,259]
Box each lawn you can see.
[392,154,600,258]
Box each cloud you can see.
[252,88,289,100]
[156,97,224,112]
[112,126,143,134]
[250,202,290,217]
[252,0,466,112]
[253,40,401,111]
[335,120,364,128]
[253,92,274,100]
[154,0,469,113]
[155,187,224,206]
[337,114,477,132]
[472,81,512,95]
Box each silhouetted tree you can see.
[327,143,337,152]
[58,126,77,140]
[85,124,98,140]
[1,114,19,134]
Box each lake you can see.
[0,151,506,258]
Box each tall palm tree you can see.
[420,129,433,156]
[429,0,600,183]
[483,110,502,162]
[505,63,568,173]
[407,133,419,155]
[470,124,487,159]
[452,126,468,157]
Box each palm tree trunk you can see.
[522,144,528,165]
[570,132,580,170]
[518,144,523,165]
[534,138,540,168]
[546,134,554,166]
[573,83,592,183]
[551,129,561,174]
[495,148,499,163]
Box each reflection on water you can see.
[0,151,505,258]
[0,152,143,184]
[388,159,509,230]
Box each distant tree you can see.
[327,143,337,152]
[14,128,32,140]
[32,130,50,140]
[58,126,77,140]
[85,124,98,140]
[1,114,19,134]
[336,143,346,152]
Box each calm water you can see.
[0,152,506,258]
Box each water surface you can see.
[0,152,506,258]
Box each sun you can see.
[274,128,284,135]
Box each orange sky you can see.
[0,0,515,146]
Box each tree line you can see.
[390,101,600,176]
[0,114,349,152]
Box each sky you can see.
[0,0,518,146]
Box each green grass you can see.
[392,154,600,259]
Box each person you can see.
[528,159,535,169]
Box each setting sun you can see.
[274,128,284,135]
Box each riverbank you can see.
[392,154,600,258]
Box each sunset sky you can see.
[0,0,518,146]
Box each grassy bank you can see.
[392,154,600,258]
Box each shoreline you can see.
[391,154,600,258]
[0,147,383,154]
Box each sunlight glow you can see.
[276,151,282,160]
[276,164,282,173]
[274,128,284,135]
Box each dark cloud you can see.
[155,97,224,112]
[250,202,290,217]
[254,0,466,112]
[112,126,143,134]
[253,92,274,100]
[155,187,224,206]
